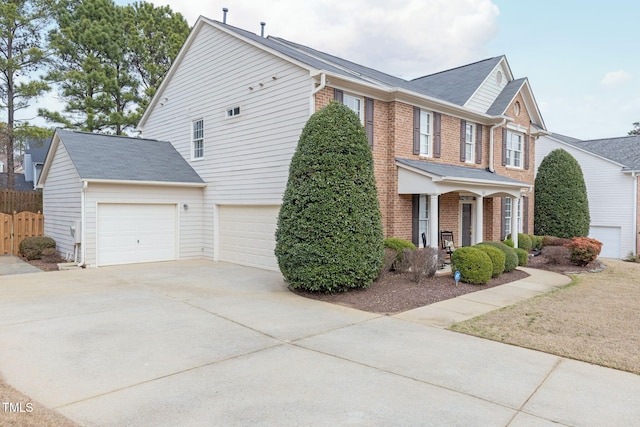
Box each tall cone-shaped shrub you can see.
[534,148,590,238]
[275,102,384,292]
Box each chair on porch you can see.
[440,230,455,263]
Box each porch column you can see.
[429,194,439,249]
[475,195,484,245]
[511,196,519,248]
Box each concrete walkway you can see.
[0,261,637,426]
[397,267,572,327]
[0,255,44,275]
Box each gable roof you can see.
[25,137,53,164]
[486,78,526,116]
[140,17,546,130]
[549,133,640,171]
[409,56,506,106]
[40,129,205,186]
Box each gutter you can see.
[79,181,87,267]
[634,172,638,255]
[309,72,326,115]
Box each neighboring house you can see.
[42,16,548,270]
[536,133,640,258]
[0,173,33,191]
[38,130,205,265]
[24,137,52,190]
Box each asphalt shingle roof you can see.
[486,78,526,116]
[395,158,530,186]
[56,129,204,184]
[0,173,33,191]
[25,138,52,164]
[551,133,640,171]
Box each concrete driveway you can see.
[0,260,638,426]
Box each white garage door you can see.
[589,226,621,259]
[97,204,177,266]
[218,205,280,271]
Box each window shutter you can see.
[523,196,529,234]
[502,128,508,166]
[476,124,483,164]
[413,107,420,155]
[524,134,530,170]
[334,88,343,103]
[460,120,466,162]
[365,97,374,148]
[412,194,420,246]
[433,112,442,158]
[501,197,507,239]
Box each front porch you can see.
[396,158,533,249]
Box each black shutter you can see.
[524,134,530,170]
[413,107,420,155]
[523,196,529,234]
[433,112,441,158]
[334,88,343,103]
[365,97,374,148]
[460,120,466,162]
[502,128,508,166]
[412,194,420,246]
[476,124,483,164]
[501,197,507,240]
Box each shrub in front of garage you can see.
[275,102,384,293]
[19,236,56,260]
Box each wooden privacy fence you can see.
[0,190,43,214]
[0,211,45,256]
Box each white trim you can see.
[81,179,206,188]
[191,118,204,160]
[634,172,638,255]
[465,122,475,163]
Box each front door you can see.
[461,203,472,246]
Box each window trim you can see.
[506,130,523,168]
[226,106,241,118]
[191,118,204,160]
[342,93,363,122]
[419,110,432,157]
[418,195,429,248]
[504,197,521,239]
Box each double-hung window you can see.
[192,119,204,160]
[465,122,475,163]
[343,93,362,121]
[506,131,522,168]
[420,111,432,157]
[419,195,429,247]
[504,197,521,239]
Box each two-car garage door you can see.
[97,204,177,266]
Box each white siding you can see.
[141,24,311,260]
[536,136,635,257]
[466,62,509,113]
[83,184,203,267]
[42,142,82,258]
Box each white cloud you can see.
[600,70,632,87]
[156,0,500,78]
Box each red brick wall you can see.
[313,86,536,245]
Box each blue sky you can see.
[21,1,640,139]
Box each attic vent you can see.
[496,70,503,85]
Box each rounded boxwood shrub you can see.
[19,236,56,260]
[530,235,544,251]
[275,102,384,293]
[481,241,518,272]
[450,247,493,285]
[503,238,514,248]
[514,247,529,266]
[383,237,416,269]
[505,233,533,251]
[474,244,505,277]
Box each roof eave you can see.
[82,179,207,188]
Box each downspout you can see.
[489,118,508,173]
[634,172,638,256]
[79,180,87,267]
[309,73,326,115]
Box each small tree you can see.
[275,102,384,293]
[534,148,590,238]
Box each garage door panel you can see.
[219,205,279,271]
[97,204,177,266]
